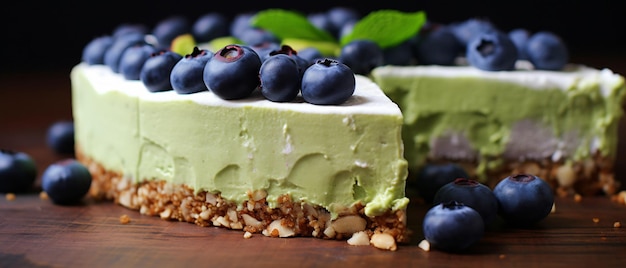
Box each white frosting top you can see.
[81,63,402,116]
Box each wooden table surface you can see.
[1,55,626,267]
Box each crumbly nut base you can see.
[76,149,409,250]
[424,152,619,198]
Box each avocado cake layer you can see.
[71,63,410,249]
[371,63,626,196]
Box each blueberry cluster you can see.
[414,18,569,71]
[417,164,554,252]
[81,10,359,106]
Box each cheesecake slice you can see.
[371,63,626,196]
[71,63,409,249]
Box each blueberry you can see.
[230,12,256,40]
[269,45,312,78]
[251,42,281,62]
[308,12,334,35]
[524,31,569,71]
[450,18,498,46]
[301,58,355,105]
[296,47,324,65]
[338,39,383,75]
[46,120,75,155]
[112,23,149,38]
[170,47,213,94]
[41,159,92,205]
[433,178,498,226]
[415,163,469,203]
[0,150,37,193]
[327,7,360,37]
[508,28,531,60]
[203,44,262,100]
[466,31,518,71]
[415,26,463,66]
[140,50,183,92]
[152,15,191,49]
[237,28,279,47]
[192,12,229,43]
[423,200,485,252]
[104,33,147,73]
[383,40,414,66]
[119,44,157,80]
[82,36,114,65]
[493,174,554,227]
[259,54,301,102]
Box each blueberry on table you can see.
[493,174,554,227]
[415,163,469,203]
[0,150,37,193]
[423,200,485,252]
[203,44,262,100]
[466,31,518,71]
[259,54,301,102]
[170,47,213,94]
[433,178,498,226]
[301,58,355,105]
[41,159,92,205]
[46,120,75,155]
[524,31,569,71]
[338,39,383,75]
[140,50,183,92]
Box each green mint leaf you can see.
[340,10,427,49]
[251,9,336,42]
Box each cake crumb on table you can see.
[614,221,621,228]
[243,231,252,239]
[5,193,15,201]
[574,194,582,203]
[592,217,600,224]
[39,191,49,200]
[418,239,430,252]
[499,254,506,260]
[119,214,131,224]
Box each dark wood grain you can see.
[1,56,626,267]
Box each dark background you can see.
[1,0,625,74]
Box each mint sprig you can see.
[251,9,336,42]
[340,10,427,49]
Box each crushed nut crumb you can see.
[5,193,15,201]
[418,239,430,252]
[574,194,582,203]
[244,231,252,239]
[499,254,506,260]
[614,221,621,228]
[120,214,131,224]
[593,217,600,224]
[39,191,49,200]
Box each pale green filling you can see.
[71,64,409,218]
[371,65,626,178]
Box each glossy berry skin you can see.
[327,6,360,36]
[0,150,37,193]
[192,12,229,43]
[301,58,355,105]
[338,40,383,75]
[112,23,149,38]
[493,174,554,227]
[297,47,324,65]
[415,163,469,203]
[46,121,75,155]
[450,18,498,46]
[259,54,301,102]
[415,26,463,66]
[41,159,92,205]
[524,31,569,71]
[229,12,256,40]
[423,201,485,252]
[203,44,262,100]
[119,44,157,80]
[82,36,113,65]
[152,15,190,49]
[433,178,498,226]
[104,33,146,73]
[171,47,213,94]
[238,28,279,47]
[140,50,183,92]
[508,28,531,60]
[251,42,281,62]
[466,31,518,71]
[269,45,312,78]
